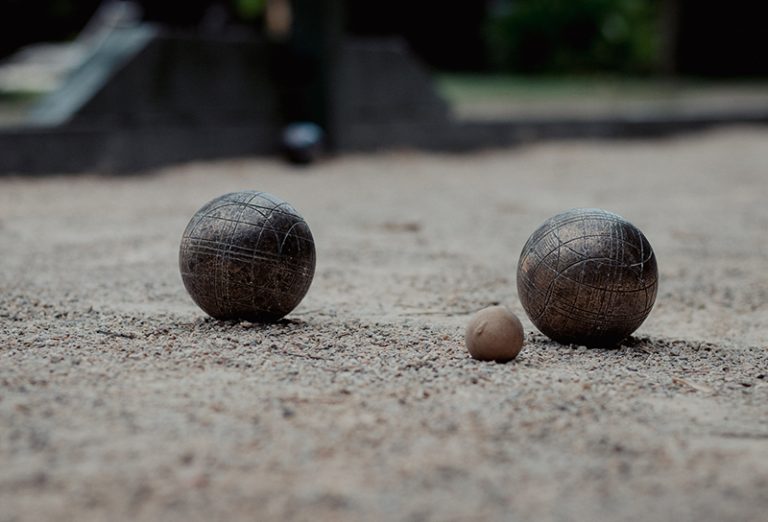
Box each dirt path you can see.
[1,127,767,521]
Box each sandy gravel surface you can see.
[1,127,767,521]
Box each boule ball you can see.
[179,191,316,322]
[465,306,525,362]
[281,122,324,165]
[517,208,658,347]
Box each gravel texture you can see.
[1,127,767,521]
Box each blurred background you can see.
[1,0,766,170]
[3,0,768,76]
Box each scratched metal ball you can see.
[516,208,658,347]
[179,191,316,322]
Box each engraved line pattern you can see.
[180,191,316,321]
[517,208,658,345]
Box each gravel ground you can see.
[1,127,767,522]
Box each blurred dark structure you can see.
[1,0,767,174]
[271,0,343,146]
[4,1,768,75]
[0,0,453,173]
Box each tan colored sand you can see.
[1,127,767,522]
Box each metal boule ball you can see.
[281,122,324,165]
[179,191,316,322]
[516,208,658,347]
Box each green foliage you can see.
[486,0,662,74]
[234,0,266,20]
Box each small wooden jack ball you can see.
[465,306,525,363]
